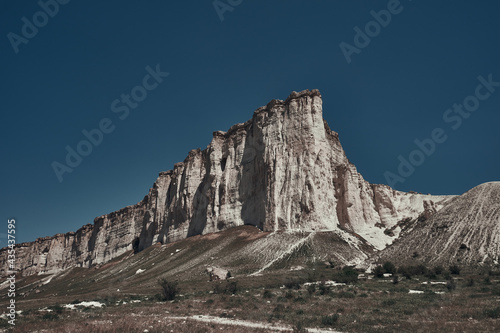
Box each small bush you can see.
[318,283,331,295]
[158,278,179,301]
[383,261,396,275]
[321,314,339,326]
[425,270,437,279]
[414,264,429,276]
[263,290,273,298]
[225,280,239,294]
[433,266,444,275]
[336,291,355,299]
[214,280,239,295]
[284,278,302,290]
[392,275,399,284]
[42,313,59,321]
[373,265,384,278]
[333,266,359,284]
[484,306,500,319]
[48,304,64,314]
[307,284,316,295]
[465,278,474,287]
[446,279,456,291]
[398,264,429,278]
[294,296,307,303]
[273,304,285,312]
[398,266,412,280]
[382,299,396,306]
[293,320,308,333]
[0,319,10,328]
[449,265,461,275]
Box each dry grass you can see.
[5,271,500,333]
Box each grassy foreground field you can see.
[3,265,500,333]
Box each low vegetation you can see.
[158,278,180,301]
[4,261,500,332]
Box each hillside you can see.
[373,182,500,269]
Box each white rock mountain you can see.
[1,89,454,276]
[375,181,500,268]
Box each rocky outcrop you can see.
[374,182,500,269]
[207,266,230,281]
[0,89,453,277]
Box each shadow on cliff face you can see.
[87,217,104,266]
[239,121,266,230]
[137,211,157,252]
[187,172,213,237]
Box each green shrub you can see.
[214,280,239,295]
[225,281,239,294]
[42,313,59,321]
[398,264,429,278]
[0,318,10,328]
[158,278,179,301]
[336,291,355,298]
[414,264,429,276]
[293,319,308,333]
[373,265,384,278]
[383,261,396,274]
[307,284,316,295]
[333,266,359,284]
[284,278,302,290]
[449,265,461,275]
[484,306,500,319]
[48,304,64,314]
[382,299,396,306]
[321,314,339,326]
[318,283,331,295]
[263,290,273,298]
[433,266,444,275]
[446,279,456,291]
[294,296,307,303]
[425,270,437,279]
[398,266,412,280]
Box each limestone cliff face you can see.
[0,90,452,276]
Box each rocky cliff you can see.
[0,89,453,276]
[374,182,500,269]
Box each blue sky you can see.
[1,0,499,243]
